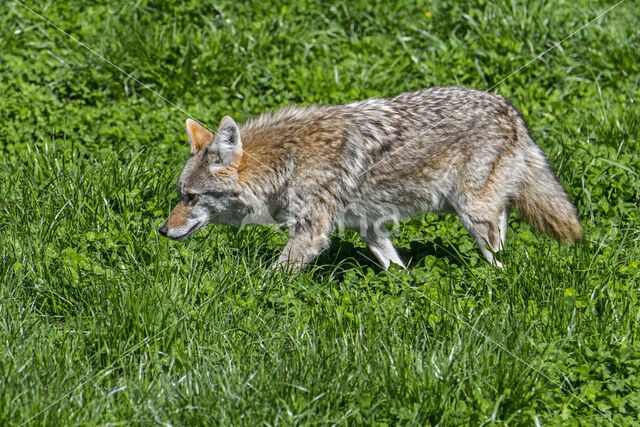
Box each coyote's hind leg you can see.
[455,204,504,268]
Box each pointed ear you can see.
[185,119,214,154]
[214,116,242,165]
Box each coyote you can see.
[159,87,582,272]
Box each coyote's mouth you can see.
[175,221,202,241]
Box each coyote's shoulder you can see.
[159,87,582,272]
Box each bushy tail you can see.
[515,146,583,242]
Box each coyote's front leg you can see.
[273,223,330,273]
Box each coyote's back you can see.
[160,87,582,271]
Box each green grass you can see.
[1,0,639,424]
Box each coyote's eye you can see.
[185,193,199,204]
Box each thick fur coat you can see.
[159,87,582,271]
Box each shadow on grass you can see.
[312,236,465,280]
[400,238,466,268]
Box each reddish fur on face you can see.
[168,201,189,228]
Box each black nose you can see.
[158,224,168,236]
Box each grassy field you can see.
[1,0,639,424]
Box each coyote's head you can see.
[159,117,249,241]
